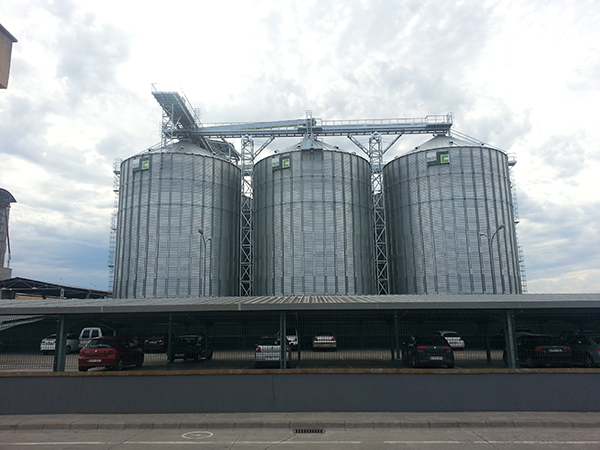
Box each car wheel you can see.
[401,351,409,365]
[207,350,213,360]
[78,367,88,372]
[584,354,595,368]
[136,357,143,368]
[168,354,175,364]
[447,363,454,369]
[410,355,417,368]
[116,358,124,371]
[525,356,533,368]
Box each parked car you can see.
[276,329,299,348]
[127,334,146,350]
[435,331,465,350]
[168,334,213,363]
[511,334,573,368]
[40,333,79,354]
[78,337,144,371]
[402,335,454,368]
[144,336,167,353]
[255,336,290,368]
[312,331,337,351]
[78,327,114,349]
[565,334,600,367]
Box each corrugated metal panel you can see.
[384,144,521,295]
[113,147,241,298]
[254,148,376,295]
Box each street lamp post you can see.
[480,225,505,294]
[198,229,207,297]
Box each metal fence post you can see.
[280,311,287,369]
[167,313,173,371]
[505,309,518,368]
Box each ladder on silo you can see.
[107,159,121,295]
[508,154,528,293]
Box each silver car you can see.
[436,331,465,350]
[255,336,290,368]
[566,334,600,367]
[312,331,337,351]
[40,334,79,354]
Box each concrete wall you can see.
[2,371,599,414]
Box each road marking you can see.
[181,431,213,439]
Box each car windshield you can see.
[259,337,280,345]
[86,339,114,349]
[416,336,448,346]
[315,332,333,336]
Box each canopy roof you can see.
[0,277,111,300]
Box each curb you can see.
[3,419,600,431]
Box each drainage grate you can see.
[294,429,324,434]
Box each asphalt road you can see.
[3,426,600,449]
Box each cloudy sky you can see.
[1,0,599,294]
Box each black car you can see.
[513,334,573,368]
[144,336,167,353]
[168,334,213,363]
[402,335,454,368]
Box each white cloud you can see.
[1,0,600,293]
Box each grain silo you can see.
[0,188,16,281]
[383,135,521,294]
[253,140,376,295]
[113,142,241,298]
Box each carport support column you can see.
[167,313,173,371]
[393,310,401,363]
[53,315,67,372]
[280,311,287,369]
[505,309,518,369]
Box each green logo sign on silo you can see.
[132,158,151,172]
[427,151,450,166]
[272,154,291,171]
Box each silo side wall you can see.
[0,205,9,269]
[384,146,521,294]
[113,151,241,298]
[254,149,376,295]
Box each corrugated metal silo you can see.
[383,135,521,294]
[254,141,376,295]
[113,142,241,298]
[0,188,16,280]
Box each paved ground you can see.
[4,412,600,450]
[3,411,600,430]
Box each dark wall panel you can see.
[1,372,598,415]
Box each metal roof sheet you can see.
[0,293,599,315]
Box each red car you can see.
[78,337,144,372]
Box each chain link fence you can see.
[2,308,599,372]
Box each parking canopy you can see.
[0,277,111,300]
